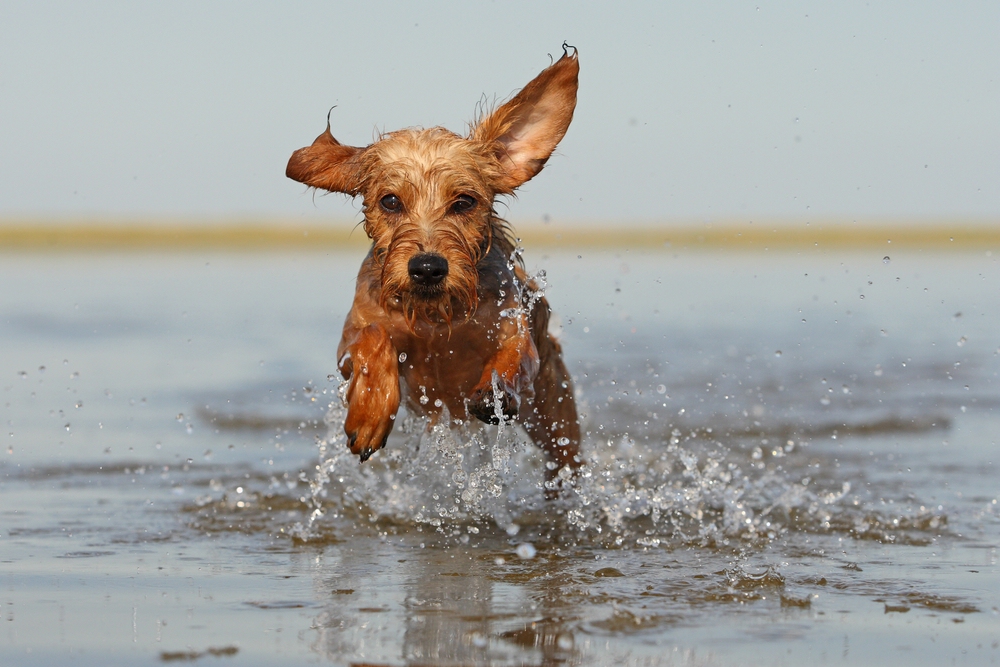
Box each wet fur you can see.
[286,47,582,489]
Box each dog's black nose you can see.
[408,253,449,287]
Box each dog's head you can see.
[287,48,579,326]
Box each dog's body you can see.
[286,48,581,486]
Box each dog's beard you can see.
[379,256,479,331]
[386,286,477,332]
[370,219,492,331]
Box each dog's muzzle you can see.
[408,253,449,289]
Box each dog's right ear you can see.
[286,122,364,195]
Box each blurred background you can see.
[1,0,997,236]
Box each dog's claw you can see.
[347,429,388,463]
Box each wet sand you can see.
[2,246,998,665]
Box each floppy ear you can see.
[472,47,579,192]
[286,120,364,195]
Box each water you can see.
[2,247,998,665]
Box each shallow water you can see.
[2,247,998,666]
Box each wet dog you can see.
[286,46,581,489]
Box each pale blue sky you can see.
[1,1,997,225]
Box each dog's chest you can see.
[390,322,496,413]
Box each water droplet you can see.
[774,350,782,357]
[433,398,443,408]
[656,384,666,394]
[185,423,194,435]
[326,374,337,382]
[494,557,505,566]
[398,352,407,363]
[957,336,967,347]
[419,395,429,405]
[883,256,890,264]
[515,543,536,559]
[859,294,865,300]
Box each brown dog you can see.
[286,47,581,488]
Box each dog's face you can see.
[355,128,501,323]
[287,50,579,324]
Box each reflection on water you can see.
[1,249,999,665]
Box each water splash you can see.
[290,381,859,551]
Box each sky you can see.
[1,1,997,226]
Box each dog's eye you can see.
[379,194,402,212]
[451,194,477,214]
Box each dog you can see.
[286,46,581,489]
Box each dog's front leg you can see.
[338,324,400,462]
[467,313,539,424]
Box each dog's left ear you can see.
[286,121,364,195]
[472,47,579,193]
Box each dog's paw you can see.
[344,415,392,462]
[468,381,520,425]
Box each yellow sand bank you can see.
[1,220,997,252]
